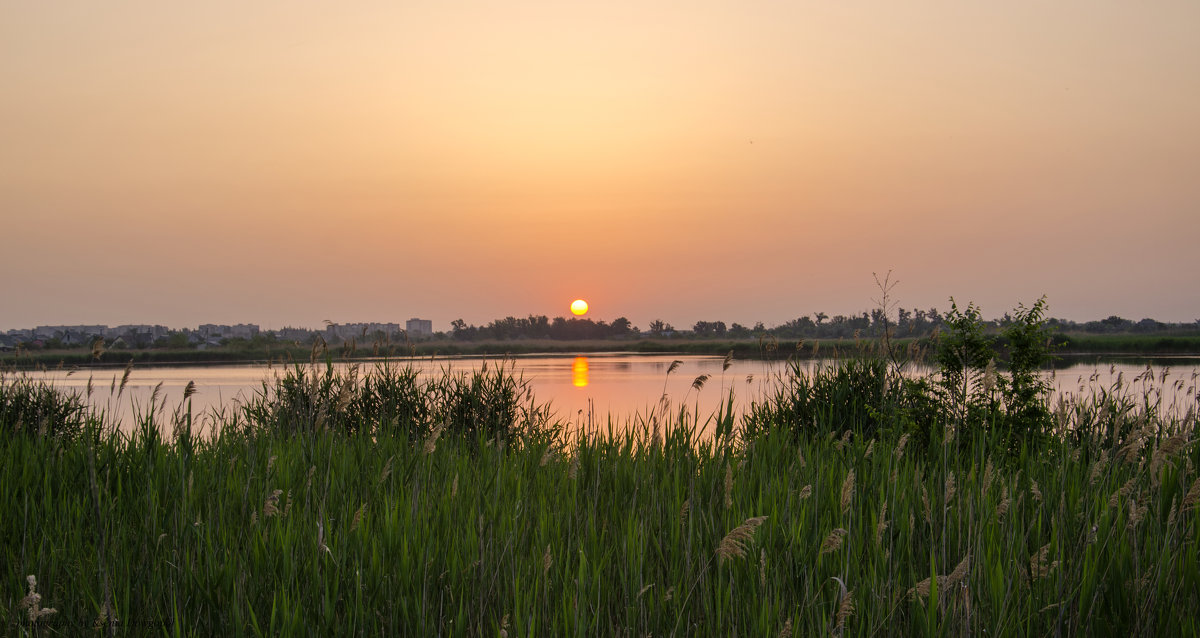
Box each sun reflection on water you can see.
[572,356,589,387]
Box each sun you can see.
[570,299,589,316]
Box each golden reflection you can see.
[572,356,589,388]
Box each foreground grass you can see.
[3,410,1199,635]
[8,297,1198,635]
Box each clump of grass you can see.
[238,359,557,446]
[0,371,93,439]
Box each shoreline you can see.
[3,333,1200,371]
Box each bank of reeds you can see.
[1,357,1198,635]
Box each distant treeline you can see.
[444,307,1199,342]
[3,305,1196,358]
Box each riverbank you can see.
[3,333,1199,371]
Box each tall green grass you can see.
[2,356,1198,635]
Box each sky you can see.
[3,1,1198,332]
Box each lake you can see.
[18,353,1200,436]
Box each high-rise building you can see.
[406,318,433,337]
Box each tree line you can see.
[444,308,1199,342]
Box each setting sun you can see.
[570,299,589,316]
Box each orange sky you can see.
[3,1,1198,331]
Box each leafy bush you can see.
[748,297,1063,459]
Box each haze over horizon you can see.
[4,1,1198,332]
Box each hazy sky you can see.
[3,1,1198,331]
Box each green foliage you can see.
[934,299,997,428]
[744,358,893,440]
[926,297,1063,456]
[995,296,1056,452]
[238,360,554,446]
[1,368,1196,635]
[0,373,90,439]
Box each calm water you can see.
[19,353,1200,435]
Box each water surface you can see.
[21,353,1200,436]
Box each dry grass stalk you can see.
[834,589,854,633]
[1118,433,1145,464]
[841,469,855,515]
[1030,479,1042,504]
[945,554,971,589]
[118,361,133,397]
[717,516,768,562]
[539,446,556,467]
[895,433,910,459]
[833,429,852,451]
[262,489,283,517]
[876,501,889,546]
[679,499,690,525]
[798,485,812,500]
[864,439,875,458]
[909,554,970,601]
[543,544,553,576]
[1150,434,1189,477]
[945,472,957,506]
[831,576,853,634]
[1127,497,1147,531]
[1183,478,1200,512]
[451,473,459,498]
[1109,478,1137,508]
[378,455,394,485]
[820,528,848,555]
[350,503,367,532]
[921,484,932,525]
[1027,543,1058,582]
[317,521,331,555]
[93,599,117,631]
[423,423,444,455]
[778,617,792,638]
[18,575,57,623]
[995,491,1011,523]
[725,464,734,509]
[1089,450,1109,485]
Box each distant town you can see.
[0,319,434,351]
[2,309,1198,354]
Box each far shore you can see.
[3,333,1199,371]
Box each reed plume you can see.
[717,516,768,562]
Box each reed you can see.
[1,353,1197,635]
